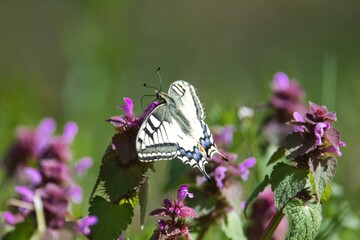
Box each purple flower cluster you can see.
[206,125,256,189]
[270,72,305,113]
[149,185,197,240]
[263,72,307,145]
[290,102,345,157]
[1,118,96,236]
[108,97,158,130]
[246,188,288,240]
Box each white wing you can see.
[136,80,223,180]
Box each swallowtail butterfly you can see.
[136,80,226,180]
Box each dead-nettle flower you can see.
[204,125,256,190]
[290,102,345,157]
[270,72,305,113]
[246,188,288,240]
[263,72,307,145]
[107,97,159,130]
[149,185,197,240]
[1,118,96,237]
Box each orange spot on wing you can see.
[198,144,205,155]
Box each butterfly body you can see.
[136,80,224,180]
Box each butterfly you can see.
[136,80,226,180]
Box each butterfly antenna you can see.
[156,67,162,91]
[141,94,156,110]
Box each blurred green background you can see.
[1,0,359,237]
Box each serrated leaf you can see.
[89,196,133,240]
[221,211,246,240]
[309,156,337,201]
[139,177,148,228]
[119,195,138,207]
[270,163,308,210]
[89,145,114,203]
[100,156,143,202]
[245,175,270,217]
[283,199,322,240]
[221,182,243,214]
[2,217,36,240]
[267,147,285,165]
[285,132,316,160]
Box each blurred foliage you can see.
[1,0,360,239]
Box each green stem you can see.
[262,210,285,240]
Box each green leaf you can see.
[283,199,322,240]
[89,145,113,203]
[89,196,133,240]
[244,175,270,217]
[221,211,246,240]
[2,216,36,240]
[267,147,285,165]
[284,132,316,160]
[309,156,337,201]
[100,155,144,202]
[139,177,148,228]
[270,163,308,210]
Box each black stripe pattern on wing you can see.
[138,142,178,161]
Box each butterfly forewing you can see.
[136,104,179,161]
[136,80,221,180]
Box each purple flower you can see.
[15,186,34,202]
[214,166,227,189]
[24,167,42,186]
[75,216,98,236]
[150,185,197,221]
[34,118,57,157]
[288,102,345,157]
[68,185,83,204]
[62,122,78,144]
[40,159,69,183]
[292,112,305,132]
[73,157,93,176]
[246,188,288,240]
[236,157,256,181]
[213,125,234,147]
[2,211,24,226]
[270,72,304,112]
[40,183,68,220]
[314,122,330,145]
[118,97,134,121]
[177,184,194,201]
[139,101,160,122]
[308,102,337,123]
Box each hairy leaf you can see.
[89,196,133,240]
[221,211,246,240]
[283,199,322,240]
[285,132,316,160]
[245,175,270,217]
[267,147,285,165]
[100,155,143,202]
[309,156,337,201]
[270,163,308,210]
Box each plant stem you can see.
[262,210,285,240]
